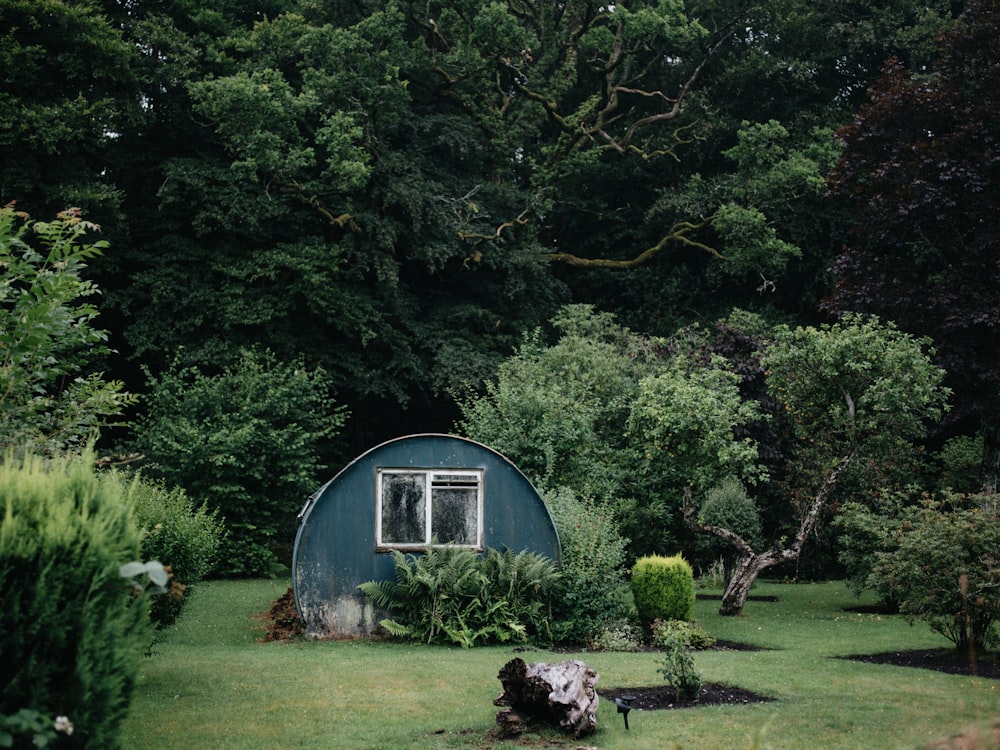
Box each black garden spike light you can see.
[614,695,636,730]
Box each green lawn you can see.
[120,579,1000,750]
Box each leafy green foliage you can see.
[693,476,764,569]
[651,618,716,651]
[0,206,135,455]
[543,487,632,644]
[0,708,73,749]
[628,357,767,497]
[0,0,142,217]
[126,475,226,627]
[589,620,645,652]
[132,348,346,577]
[868,495,1000,653]
[655,624,702,700]
[631,554,695,625]
[834,487,921,605]
[825,0,1000,493]
[459,305,767,558]
[458,305,656,500]
[358,545,560,647]
[0,451,153,749]
[764,313,950,458]
[936,434,985,495]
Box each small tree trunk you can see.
[684,451,857,617]
[719,553,765,616]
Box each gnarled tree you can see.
[686,314,949,615]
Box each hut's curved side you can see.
[292,434,560,637]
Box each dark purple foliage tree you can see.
[825,0,1000,493]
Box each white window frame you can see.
[375,468,484,551]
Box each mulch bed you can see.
[599,682,772,711]
[840,648,1000,680]
[597,639,775,710]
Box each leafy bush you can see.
[0,452,154,749]
[692,476,764,569]
[590,620,645,652]
[127,475,226,627]
[456,305,655,501]
[868,495,1000,653]
[543,487,632,644]
[651,619,717,651]
[358,545,561,647]
[935,433,984,494]
[655,625,702,700]
[834,487,925,606]
[0,708,74,749]
[631,554,695,625]
[133,348,347,577]
[0,205,136,456]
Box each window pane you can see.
[380,473,426,544]
[431,486,478,545]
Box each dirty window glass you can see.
[380,472,426,544]
[377,469,482,550]
[432,475,479,545]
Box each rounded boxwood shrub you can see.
[631,553,695,624]
[0,452,154,749]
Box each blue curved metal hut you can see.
[292,434,561,637]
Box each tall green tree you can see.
[0,0,141,218]
[106,2,568,449]
[825,0,1000,494]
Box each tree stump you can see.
[493,658,599,738]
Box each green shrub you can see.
[692,476,763,569]
[631,554,695,625]
[127,475,226,627]
[651,619,717,651]
[359,544,561,647]
[0,708,74,749]
[868,494,1000,653]
[543,487,632,644]
[0,452,154,749]
[655,625,702,700]
[834,487,924,605]
[935,433,984,494]
[589,620,644,652]
[0,206,136,457]
[133,348,347,577]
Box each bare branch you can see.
[544,216,720,268]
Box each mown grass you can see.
[120,579,1000,750]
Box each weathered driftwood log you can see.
[494,658,599,738]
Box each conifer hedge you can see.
[0,453,153,749]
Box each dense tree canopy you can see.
[826,0,1000,492]
[2,0,988,585]
[1,0,963,455]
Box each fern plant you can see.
[358,544,560,647]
